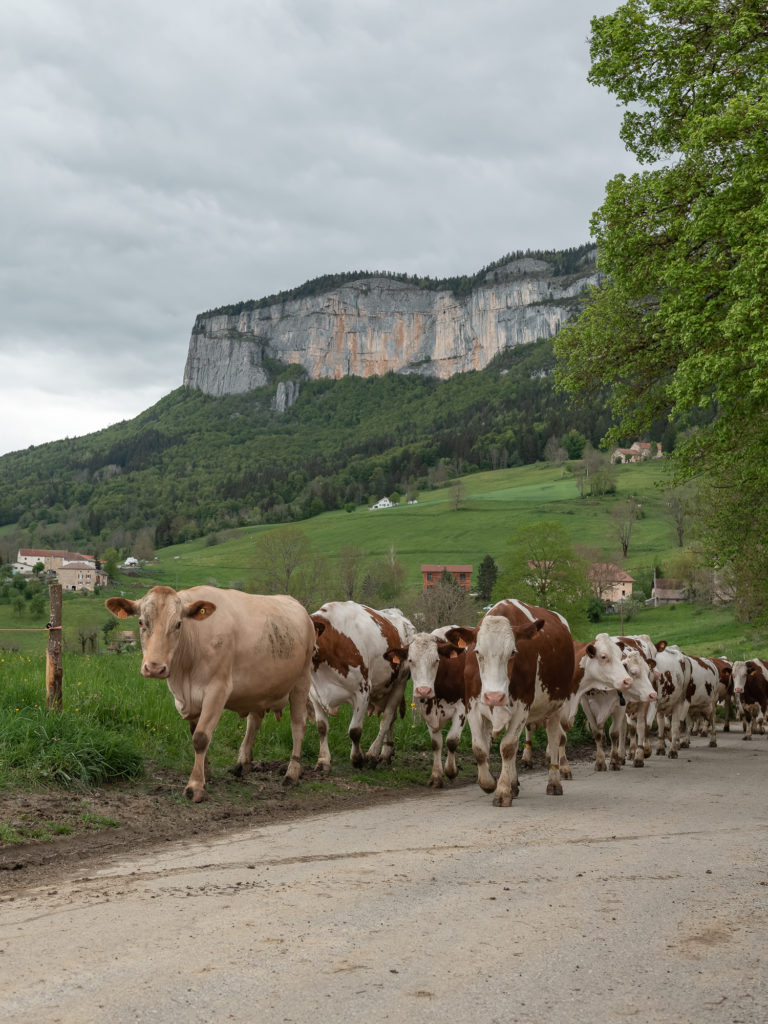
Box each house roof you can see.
[19,548,95,562]
[421,564,473,573]
[588,563,635,583]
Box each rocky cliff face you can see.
[183,257,597,397]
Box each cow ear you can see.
[445,626,476,649]
[437,642,462,659]
[313,620,327,639]
[585,643,597,658]
[615,640,626,651]
[516,618,545,642]
[655,640,668,652]
[106,597,140,619]
[384,647,408,666]
[647,658,656,670]
[185,601,216,621]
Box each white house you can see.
[370,497,395,510]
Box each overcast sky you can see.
[0,0,638,457]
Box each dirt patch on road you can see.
[0,746,591,892]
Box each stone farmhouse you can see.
[12,548,108,592]
[588,563,635,604]
[610,441,663,464]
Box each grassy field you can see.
[1,459,765,658]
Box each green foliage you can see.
[476,554,498,603]
[555,0,768,618]
[493,521,590,618]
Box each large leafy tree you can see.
[555,0,768,617]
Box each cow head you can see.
[398,632,463,701]
[579,633,633,693]
[473,613,544,708]
[621,649,658,702]
[106,586,216,679]
[731,660,749,695]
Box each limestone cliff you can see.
[183,255,598,397]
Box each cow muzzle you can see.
[413,686,434,700]
[621,676,633,690]
[142,661,169,679]
[647,691,658,702]
[482,690,507,708]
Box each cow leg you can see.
[493,704,527,806]
[188,719,211,782]
[656,712,667,756]
[543,713,565,796]
[231,710,264,777]
[582,700,607,772]
[443,711,464,782]
[426,723,445,787]
[557,723,573,781]
[283,680,310,786]
[347,693,368,768]
[680,714,690,749]
[312,699,333,773]
[468,702,496,793]
[633,706,647,767]
[364,686,405,767]
[668,703,687,758]
[608,716,622,771]
[521,726,535,770]
[723,697,731,732]
[185,689,229,802]
[743,706,754,740]
[707,705,718,747]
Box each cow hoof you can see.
[723,725,730,732]
[428,776,444,789]
[184,786,205,803]
[282,773,300,787]
[633,759,645,767]
[560,768,573,780]
[546,783,563,796]
[743,735,752,741]
[230,761,251,778]
[609,763,621,772]
[668,750,678,759]
[709,740,717,748]
[520,761,533,771]
[595,762,607,772]
[492,792,513,808]
[350,755,365,769]
[315,761,331,774]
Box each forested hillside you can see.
[1,339,629,558]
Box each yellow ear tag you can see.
[200,608,206,616]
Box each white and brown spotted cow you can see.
[731,659,768,739]
[391,626,468,788]
[680,655,721,749]
[309,601,416,772]
[616,634,661,766]
[523,633,638,777]
[650,641,693,758]
[106,585,315,802]
[445,599,575,808]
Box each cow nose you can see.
[483,691,506,707]
[648,691,658,702]
[621,677,632,690]
[142,661,169,678]
[414,686,433,699]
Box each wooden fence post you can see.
[46,583,63,710]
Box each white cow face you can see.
[106,587,215,679]
[580,633,633,693]
[475,615,531,707]
[731,661,748,695]
[407,633,441,700]
[622,650,658,702]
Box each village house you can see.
[588,563,635,604]
[370,497,395,510]
[610,441,663,464]
[12,548,108,592]
[421,564,473,593]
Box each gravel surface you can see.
[1,728,767,1024]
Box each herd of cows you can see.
[105,585,768,807]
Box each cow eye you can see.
[138,618,145,629]
[175,620,182,631]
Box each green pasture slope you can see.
[1,459,766,659]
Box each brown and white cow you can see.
[650,642,693,758]
[445,599,575,807]
[679,655,721,749]
[615,634,661,766]
[710,656,735,732]
[391,626,468,788]
[579,646,658,771]
[522,633,638,776]
[731,660,768,740]
[309,601,416,772]
[106,585,315,802]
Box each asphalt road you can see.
[1,728,767,1024]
